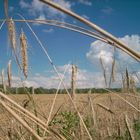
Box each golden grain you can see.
[8,18,17,50]
[20,30,28,78]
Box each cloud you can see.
[19,0,30,9]
[86,34,140,71]
[78,0,92,6]
[19,0,72,21]
[118,35,140,63]
[36,14,46,20]
[11,62,139,89]
[11,64,107,89]
[43,28,54,33]
[101,7,114,15]
[86,40,114,67]
[32,14,46,26]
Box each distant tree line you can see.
[0,84,133,94]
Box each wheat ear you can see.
[8,18,17,50]
[20,30,28,78]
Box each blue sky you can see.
[0,0,140,88]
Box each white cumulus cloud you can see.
[86,34,140,71]
[11,64,107,89]
[86,40,113,67]
[19,0,72,21]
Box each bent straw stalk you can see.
[0,99,43,140]
[8,104,46,131]
[97,103,114,114]
[104,88,140,113]
[7,60,12,87]
[11,17,108,44]
[125,114,135,140]
[0,91,46,128]
[10,17,107,42]
[0,93,66,139]
[43,64,70,137]
[39,0,140,62]
[20,30,28,78]
[2,18,129,52]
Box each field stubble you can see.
[0,93,140,139]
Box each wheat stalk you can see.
[71,65,77,100]
[88,93,98,129]
[0,99,43,140]
[9,18,107,43]
[39,0,140,62]
[112,59,116,82]
[0,91,45,128]
[1,69,6,93]
[125,114,135,140]
[20,30,28,78]
[100,56,107,87]
[7,60,12,87]
[104,88,140,113]
[4,0,9,22]
[109,59,116,88]
[126,68,129,92]
[8,104,46,131]
[97,103,114,114]
[129,76,136,93]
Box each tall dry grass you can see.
[1,69,6,93]
[7,60,12,87]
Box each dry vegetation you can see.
[1,93,140,139]
[1,0,140,140]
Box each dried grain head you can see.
[8,18,17,50]
[7,60,12,87]
[20,30,28,78]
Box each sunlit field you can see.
[1,0,140,139]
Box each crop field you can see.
[0,0,140,140]
[1,93,140,139]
